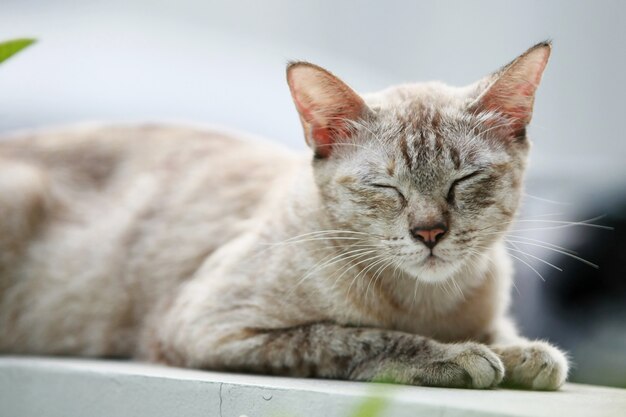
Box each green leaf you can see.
[0,38,36,64]
[349,395,388,417]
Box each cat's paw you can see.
[358,342,503,389]
[438,342,505,389]
[492,341,568,390]
[410,342,504,389]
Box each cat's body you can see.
[0,124,300,356]
[0,43,568,389]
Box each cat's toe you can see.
[494,341,568,390]
[438,343,505,389]
[526,343,568,390]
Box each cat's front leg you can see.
[348,336,505,389]
[489,318,569,390]
[152,321,504,389]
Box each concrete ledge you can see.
[1,357,625,417]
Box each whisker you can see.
[279,232,373,241]
[291,248,379,292]
[270,229,382,244]
[471,243,546,282]
[262,236,370,247]
[346,256,390,297]
[515,211,564,219]
[468,247,520,295]
[506,240,536,266]
[412,270,420,307]
[476,218,612,237]
[512,217,611,227]
[506,239,599,269]
[473,214,611,236]
[504,242,563,272]
[448,275,465,300]
[251,237,378,262]
[505,234,578,255]
[523,192,571,205]
[507,252,546,282]
[308,247,379,277]
[332,253,388,290]
[367,258,396,301]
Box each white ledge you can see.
[1,356,625,417]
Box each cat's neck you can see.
[322,241,505,338]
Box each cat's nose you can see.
[410,222,448,249]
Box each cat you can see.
[0,41,568,390]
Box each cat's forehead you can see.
[363,84,501,173]
[365,82,479,149]
[363,81,472,112]
[338,85,512,194]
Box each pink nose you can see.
[410,223,448,249]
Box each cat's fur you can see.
[0,42,568,389]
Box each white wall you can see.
[1,0,624,189]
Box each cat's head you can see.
[287,42,551,283]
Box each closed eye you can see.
[447,171,482,204]
[372,183,407,204]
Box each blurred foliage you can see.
[0,38,36,64]
[349,394,389,417]
[267,385,391,417]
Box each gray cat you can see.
[0,42,567,389]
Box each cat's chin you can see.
[401,256,462,284]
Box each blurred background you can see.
[1,0,624,387]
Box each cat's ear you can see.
[287,62,370,158]
[469,42,551,135]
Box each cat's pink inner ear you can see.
[287,62,366,158]
[473,42,551,132]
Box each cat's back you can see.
[0,123,295,187]
[0,123,298,209]
[0,123,302,268]
[0,124,302,356]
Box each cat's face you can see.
[288,43,550,283]
[312,99,529,283]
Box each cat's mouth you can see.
[420,253,452,271]
[423,253,443,265]
[398,251,461,283]
[401,251,446,268]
